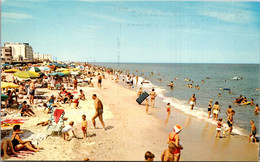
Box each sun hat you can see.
[173,125,182,133]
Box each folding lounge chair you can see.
[46,108,65,136]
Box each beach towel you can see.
[1,119,28,127]
[53,109,65,124]
[23,133,48,146]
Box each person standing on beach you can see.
[91,94,105,130]
[136,75,139,85]
[249,120,257,142]
[73,77,78,90]
[29,80,36,105]
[82,115,88,138]
[150,89,157,108]
[212,101,220,121]
[161,142,177,161]
[167,125,183,162]
[223,110,235,136]
[97,73,102,89]
[167,103,171,118]
[208,99,213,119]
[187,94,196,110]
[216,118,223,138]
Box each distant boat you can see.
[231,77,243,80]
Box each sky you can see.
[1,0,260,63]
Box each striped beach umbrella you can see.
[13,71,39,79]
[1,82,19,89]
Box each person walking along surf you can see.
[187,94,196,110]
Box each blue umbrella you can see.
[69,65,76,68]
[49,72,66,76]
[39,66,50,71]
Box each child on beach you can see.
[249,120,257,142]
[144,151,155,161]
[161,142,177,161]
[62,121,76,141]
[82,115,88,138]
[167,103,171,117]
[74,96,79,109]
[216,118,223,138]
[145,99,149,114]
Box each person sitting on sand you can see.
[62,121,76,141]
[137,87,143,97]
[215,118,223,138]
[167,125,183,162]
[79,89,86,101]
[187,94,196,110]
[149,89,157,108]
[82,115,88,138]
[20,101,36,117]
[254,104,259,113]
[161,142,177,161]
[6,90,19,108]
[212,101,220,121]
[43,103,53,114]
[144,151,155,161]
[249,120,257,142]
[46,95,62,107]
[11,125,41,152]
[1,138,18,159]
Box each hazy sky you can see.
[1,0,260,63]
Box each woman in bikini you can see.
[149,89,157,108]
[167,125,183,162]
[11,125,40,152]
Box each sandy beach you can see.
[1,72,258,161]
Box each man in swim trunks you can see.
[91,94,105,130]
[149,89,157,108]
[97,73,102,89]
[187,94,196,110]
[225,105,234,116]
[223,110,235,136]
[29,80,36,105]
[249,120,257,142]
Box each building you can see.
[4,42,34,61]
[1,46,13,62]
[33,53,53,62]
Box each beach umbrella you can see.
[1,93,8,101]
[2,63,9,67]
[26,66,41,72]
[56,68,68,72]
[28,71,40,77]
[49,72,66,76]
[13,71,39,79]
[39,66,50,71]
[71,71,81,75]
[13,64,22,67]
[69,65,76,68]
[62,70,71,74]
[1,82,19,89]
[76,66,84,70]
[4,69,20,73]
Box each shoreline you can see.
[1,72,259,161]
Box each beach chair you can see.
[46,108,65,136]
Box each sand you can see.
[1,73,259,161]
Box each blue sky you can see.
[1,0,260,63]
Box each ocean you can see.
[92,63,259,135]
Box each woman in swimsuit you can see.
[167,103,171,118]
[208,100,213,119]
[212,101,220,121]
[11,125,40,152]
[167,125,183,162]
[149,89,157,108]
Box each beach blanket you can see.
[23,133,48,146]
[1,119,28,128]
[53,109,65,124]
[4,150,35,159]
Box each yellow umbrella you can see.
[28,71,40,77]
[56,68,68,72]
[13,71,39,79]
[4,69,20,73]
[1,82,19,89]
[62,70,70,74]
[71,68,79,71]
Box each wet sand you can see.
[1,74,259,161]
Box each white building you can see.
[1,46,13,62]
[4,42,34,61]
[33,53,53,62]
